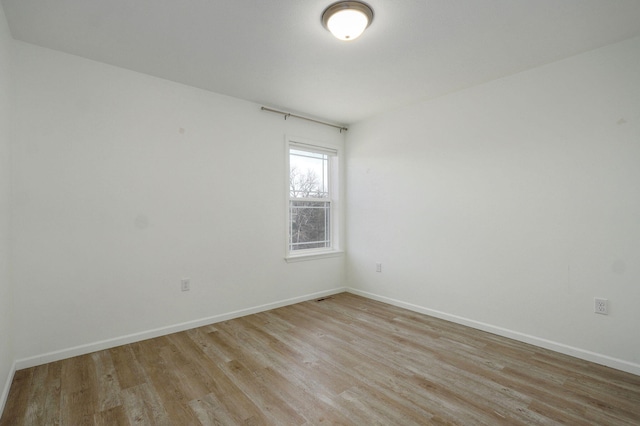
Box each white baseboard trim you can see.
[0,361,16,416]
[12,286,640,377]
[347,288,640,377]
[15,287,347,370]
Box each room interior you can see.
[1,0,639,422]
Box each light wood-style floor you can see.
[2,292,639,425]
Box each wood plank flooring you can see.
[2,292,640,425]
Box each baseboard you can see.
[15,287,347,370]
[0,361,16,417]
[13,285,640,377]
[347,288,640,377]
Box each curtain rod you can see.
[261,107,348,133]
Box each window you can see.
[286,139,341,260]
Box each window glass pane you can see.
[289,200,331,251]
[289,149,329,199]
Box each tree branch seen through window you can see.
[288,148,332,252]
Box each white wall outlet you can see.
[594,298,608,315]
[181,278,190,292]
[376,263,382,273]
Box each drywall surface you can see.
[346,36,640,371]
[11,41,345,362]
[0,1,15,412]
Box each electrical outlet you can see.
[594,298,608,315]
[181,278,190,292]
[376,263,382,272]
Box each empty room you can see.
[1,0,640,424]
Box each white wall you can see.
[0,1,15,412]
[11,41,345,365]
[346,36,640,374]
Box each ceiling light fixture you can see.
[322,1,374,41]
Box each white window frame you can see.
[285,136,343,262]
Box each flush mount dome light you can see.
[322,1,374,41]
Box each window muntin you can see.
[288,143,336,254]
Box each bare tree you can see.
[289,167,329,250]
[290,167,322,198]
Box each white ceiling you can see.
[3,0,640,125]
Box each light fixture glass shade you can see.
[322,1,374,41]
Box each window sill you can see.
[285,250,344,263]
